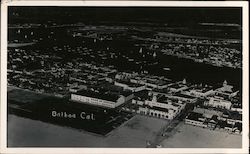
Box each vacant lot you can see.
[161,122,242,148]
[105,115,169,147]
[8,115,169,147]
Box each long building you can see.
[204,95,232,110]
[130,76,172,90]
[182,86,214,98]
[114,79,146,92]
[185,112,208,128]
[71,89,133,108]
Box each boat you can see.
[139,47,143,54]
[153,52,157,58]
[163,67,171,71]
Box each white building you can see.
[114,80,146,92]
[138,94,186,120]
[130,76,172,90]
[215,80,238,98]
[168,82,188,93]
[204,96,232,110]
[165,93,197,103]
[138,106,172,119]
[71,89,133,108]
[115,72,138,80]
[182,86,214,98]
[144,79,171,89]
[230,104,242,114]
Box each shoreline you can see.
[8,42,36,48]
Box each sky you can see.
[8,7,242,25]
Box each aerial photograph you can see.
[7,7,242,148]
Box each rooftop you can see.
[168,83,187,89]
[75,88,132,102]
[173,93,197,99]
[186,112,205,122]
[145,78,172,86]
[115,79,143,88]
[191,86,214,93]
[148,105,169,113]
[133,90,150,101]
[223,111,242,121]
[157,95,180,107]
[214,92,231,101]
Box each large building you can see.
[134,94,186,120]
[165,93,197,103]
[115,72,138,80]
[215,80,239,98]
[219,111,242,124]
[167,81,188,93]
[203,81,241,111]
[182,86,214,98]
[114,79,146,92]
[130,75,172,90]
[204,95,232,110]
[71,89,133,108]
[193,107,223,118]
[185,112,208,128]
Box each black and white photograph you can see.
[0,1,249,153]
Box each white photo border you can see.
[1,1,249,154]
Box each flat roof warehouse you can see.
[75,89,132,102]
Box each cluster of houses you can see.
[70,71,192,120]
[184,81,242,134]
[69,69,241,134]
[185,108,242,134]
[9,52,241,129]
[9,47,241,132]
[158,33,242,69]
